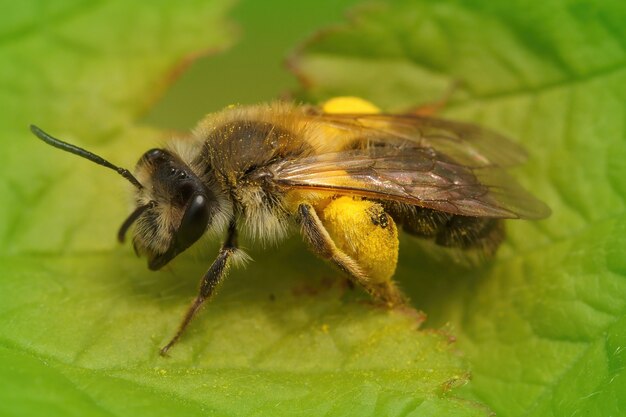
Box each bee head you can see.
[122,148,223,270]
[31,126,227,271]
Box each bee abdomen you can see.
[383,202,504,254]
[434,215,504,255]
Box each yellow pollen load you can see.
[321,197,399,284]
[321,96,381,114]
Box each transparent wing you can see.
[308,113,529,168]
[267,146,550,219]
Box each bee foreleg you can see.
[160,220,239,356]
[298,203,406,307]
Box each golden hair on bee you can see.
[31,97,549,356]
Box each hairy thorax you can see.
[186,104,317,243]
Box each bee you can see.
[31,97,550,355]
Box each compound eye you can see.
[143,148,166,163]
[177,194,210,248]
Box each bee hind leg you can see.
[298,202,407,307]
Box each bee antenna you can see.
[30,124,144,189]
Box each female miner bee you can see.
[31,98,550,355]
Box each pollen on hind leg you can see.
[321,196,399,284]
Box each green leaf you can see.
[291,0,626,416]
[0,2,489,416]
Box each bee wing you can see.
[309,113,528,168]
[268,147,550,219]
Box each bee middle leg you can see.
[298,202,406,307]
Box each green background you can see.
[1,1,625,416]
[146,0,363,128]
